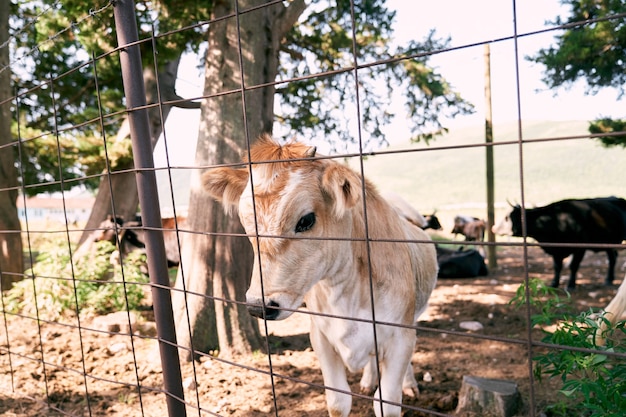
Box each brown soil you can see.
[0,246,622,417]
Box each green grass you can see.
[350,120,626,228]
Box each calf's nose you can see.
[247,300,280,320]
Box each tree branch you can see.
[172,96,201,109]
[155,58,202,109]
[278,0,307,38]
[167,96,202,109]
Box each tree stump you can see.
[456,375,521,417]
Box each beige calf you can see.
[597,275,626,346]
[202,135,438,417]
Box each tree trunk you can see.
[173,0,307,360]
[0,0,24,290]
[76,56,198,251]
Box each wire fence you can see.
[1,1,625,417]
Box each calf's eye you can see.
[295,212,316,233]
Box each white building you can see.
[17,195,94,225]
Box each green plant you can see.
[511,279,626,416]
[4,240,149,320]
[510,277,573,327]
[75,245,149,316]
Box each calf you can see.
[202,135,438,417]
[597,275,626,345]
[493,197,626,289]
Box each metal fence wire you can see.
[1,1,625,417]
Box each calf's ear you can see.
[321,164,362,218]
[202,168,248,214]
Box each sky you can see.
[389,0,621,125]
[154,0,623,167]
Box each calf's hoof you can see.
[402,385,419,398]
[360,385,375,395]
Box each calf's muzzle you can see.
[247,300,280,320]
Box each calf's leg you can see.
[360,356,377,394]
[402,361,419,397]
[310,322,351,417]
[373,329,416,417]
[360,353,419,397]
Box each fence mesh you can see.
[1,1,625,416]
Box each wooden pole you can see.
[484,44,497,270]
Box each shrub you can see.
[4,240,150,320]
[511,278,626,417]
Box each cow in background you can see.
[452,215,486,256]
[92,215,143,261]
[94,214,185,268]
[423,213,443,231]
[493,196,626,290]
[452,215,486,242]
[159,216,186,266]
[383,191,427,228]
[436,245,488,278]
[382,193,442,232]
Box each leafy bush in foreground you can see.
[511,278,626,417]
[4,240,149,320]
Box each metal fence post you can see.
[112,1,187,416]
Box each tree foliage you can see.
[279,0,474,152]
[10,0,210,195]
[9,0,476,193]
[13,0,208,132]
[528,0,626,147]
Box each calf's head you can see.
[202,136,363,320]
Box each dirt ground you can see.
[0,245,622,417]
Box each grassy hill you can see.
[349,120,626,230]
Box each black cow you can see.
[435,245,488,278]
[493,197,626,290]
